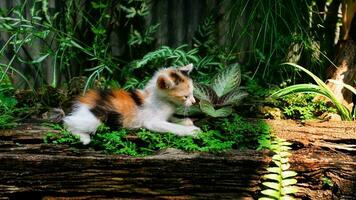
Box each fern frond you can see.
[259,137,298,200]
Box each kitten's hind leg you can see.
[63,103,101,145]
[72,131,91,145]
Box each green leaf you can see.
[212,63,241,97]
[282,178,297,187]
[270,84,324,98]
[263,174,280,181]
[272,154,282,161]
[267,167,280,174]
[218,89,248,106]
[277,63,352,120]
[281,141,292,146]
[261,189,280,198]
[281,186,298,195]
[263,182,280,190]
[194,83,219,104]
[175,105,202,116]
[280,146,292,151]
[281,163,291,170]
[32,53,50,63]
[258,198,275,200]
[279,152,292,157]
[281,171,297,179]
[280,157,289,164]
[199,100,233,117]
[280,195,295,200]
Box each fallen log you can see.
[0,120,355,199]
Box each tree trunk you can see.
[0,120,355,199]
[325,2,356,110]
[326,39,356,111]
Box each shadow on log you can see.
[0,120,355,199]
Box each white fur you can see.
[136,67,201,136]
[63,104,101,144]
[64,65,201,144]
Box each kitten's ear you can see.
[178,63,193,75]
[157,75,175,89]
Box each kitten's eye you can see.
[182,95,189,100]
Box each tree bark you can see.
[326,39,356,111]
[0,120,355,199]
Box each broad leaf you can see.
[175,105,202,116]
[217,89,248,106]
[194,83,219,104]
[199,100,233,117]
[212,63,241,97]
[261,189,280,199]
[258,198,275,200]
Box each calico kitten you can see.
[63,64,201,144]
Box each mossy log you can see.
[0,120,355,199]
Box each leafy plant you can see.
[0,71,20,129]
[259,137,298,200]
[321,176,334,188]
[44,114,272,156]
[271,63,355,121]
[277,93,337,120]
[0,0,158,92]
[194,63,248,117]
[225,0,328,83]
[221,114,271,149]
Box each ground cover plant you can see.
[44,114,272,156]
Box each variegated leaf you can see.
[212,63,242,97]
[194,83,219,104]
[199,100,233,117]
[217,89,248,106]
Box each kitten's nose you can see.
[191,97,196,104]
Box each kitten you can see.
[63,64,201,144]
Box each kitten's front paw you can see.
[180,118,194,126]
[187,126,201,137]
